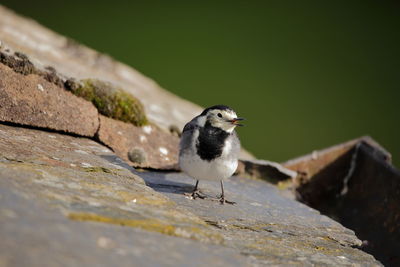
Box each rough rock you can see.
[0,123,381,266]
[0,50,64,88]
[97,115,179,170]
[0,50,37,75]
[0,54,178,170]
[283,137,399,266]
[65,79,148,126]
[0,63,99,136]
[139,172,380,266]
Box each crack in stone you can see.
[339,142,361,197]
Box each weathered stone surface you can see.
[283,137,399,266]
[0,63,99,136]
[0,50,37,75]
[0,123,381,266]
[0,192,247,267]
[97,115,179,170]
[0,123,248,266]
[140,172,381,266]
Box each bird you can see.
[179,105,244,204]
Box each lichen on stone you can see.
[128,148,147,164]
[83,166,113,174]
[67,212,223,243]
[65,78,148,126]
[68,212,176,235]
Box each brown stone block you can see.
[97,115,179,170]
[0,63,99,136]
[283,137,399,266]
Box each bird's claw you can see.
[218,195,236,205]
[192,191,206,199]
[184,190,206,200]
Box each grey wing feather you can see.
[179,117,199,153]
[182,120,198,134]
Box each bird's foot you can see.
[184,190,206,200]
[218,195,236,205]
[192,190,207,199]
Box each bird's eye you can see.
[217,113,222,118]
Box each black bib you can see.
[196,121,229,161]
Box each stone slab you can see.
[0,63,99,136]
[0,123,381,266]
[0,175,248,267]
[138,171,381,266]
[0,123,249,266]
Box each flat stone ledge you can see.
[0,123,248,266]
[139,172,382,266]
[0,123,382,266]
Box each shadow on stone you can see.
[140,172,195,195]
[100,154,193,195]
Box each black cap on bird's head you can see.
[200,105,234,116]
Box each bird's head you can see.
[200,105,244,133]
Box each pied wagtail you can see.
[179,105,244,204]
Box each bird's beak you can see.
[229,117,245,126]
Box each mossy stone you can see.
[66,79,148,126]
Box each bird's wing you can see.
[182,120,198,134]
[179,117,200,152]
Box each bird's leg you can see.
[193,180,199,191]
[219,180,236,205]
[190,180,206,199]
[219,180,225,204]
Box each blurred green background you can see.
[3,1,399,167]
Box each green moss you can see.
[68,79,148,126]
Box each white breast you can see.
[179,135,238,181]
